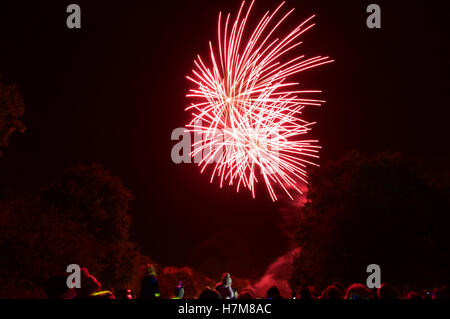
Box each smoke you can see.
[277,183,309,238]
[246,185,308,298]
[250,247,301,298]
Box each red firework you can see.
[185,1,333,201]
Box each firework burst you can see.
[185,0,333,201]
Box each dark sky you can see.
[0,0,449,279]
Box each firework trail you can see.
[186,1,333,201]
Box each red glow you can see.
[186,1,333,201]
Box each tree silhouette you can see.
[289,152,450,291]
[0,164,141,297]
[39,164,140,289]
[0,81,25,156]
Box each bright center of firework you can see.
[185,1,333,201]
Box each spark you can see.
[185,1,333,201]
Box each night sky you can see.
[0,0,449,279]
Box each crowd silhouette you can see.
[44,265,450,300]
